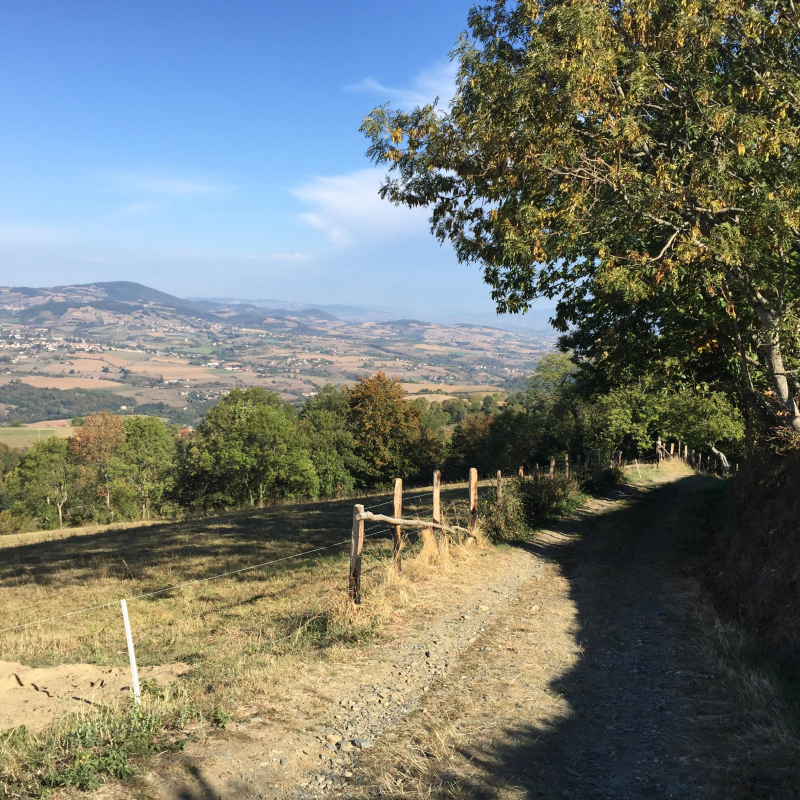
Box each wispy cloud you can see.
[163,247,312,262]
[292,168,429,246]
[114,201,161,218]
[107,172,233,197]
[346,60,457,108]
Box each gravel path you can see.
[102,470,784,800]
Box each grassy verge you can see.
[670,473,800,795]
[0,485,485,797]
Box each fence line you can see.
[0,528,394,636]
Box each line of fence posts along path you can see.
[13,442,727,710]
[347,442,735,604]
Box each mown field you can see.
[0,480,489,670]
[0,481,492,795]
[0,425,73,449]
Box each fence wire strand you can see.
[0,528,392,636]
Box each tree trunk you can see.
[751,303,800,431]
[709,443,730,470]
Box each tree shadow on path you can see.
[447,475,722,799]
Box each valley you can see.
[0,282,554,430]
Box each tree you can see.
[183,388,318,508]
[68,411,126,519]
[299,385,359,497]
[6,438,78,528]
[362,0,800,433]
[348,372,442,486]
[111,417,177,518]
[444,414,494,479]
[660,390,745,464]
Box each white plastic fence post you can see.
[120,599,141,706]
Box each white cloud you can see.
[347,60,458,108]
[292,168,429,246]
[162,247,312,262]
[107,172,232,197]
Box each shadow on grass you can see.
[0,485,490,591]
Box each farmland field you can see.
[0,425,74,448]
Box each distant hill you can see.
[0,281,335,328]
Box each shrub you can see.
[517,473,584,521]
[482,482,530,542]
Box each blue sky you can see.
[0,1,554,324]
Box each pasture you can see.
[0,425,74,449]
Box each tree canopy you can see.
[362,0,800,434]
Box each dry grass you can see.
[675,580,800,794]
[0,484,494,795]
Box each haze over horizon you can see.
[0,1,556,326]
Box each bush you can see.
[482,482,530,542]
[483,466,624,540]
[517,473,584,521]
[0,509,18,535]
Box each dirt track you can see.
[94,469,799,800]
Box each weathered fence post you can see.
[468,468,478,529]
[684,444,688,461]
[550,456,556,478]
[432,469,441,547]
[533,462,540,481]
[496,470,502,499]
[670,442,675,457]
[656,437,662,469]
[349,504,365,604]
[564,452,570,479]
[393,478,403,575]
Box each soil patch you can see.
[0,660,191,733]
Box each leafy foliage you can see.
[181,388,319,508]
[5,437,78,528]
[362,0,800,434]
[347,372,442,488]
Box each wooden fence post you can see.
[550,456,556,478]
[684,444,688,461]
[432,469,442,548]
[518,466,524,478]
[533,462,540,481]
[670,442,675,457]
[656,437,662,469]
[496,470,502,500]
[349,504,365,604]
[564,452,570,479]
[468,468,478,529]
[393,478,403,575]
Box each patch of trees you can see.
[0,382,215,426]
[444,354,744,478]
[0,381,124,423]
[0,367,742,533]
